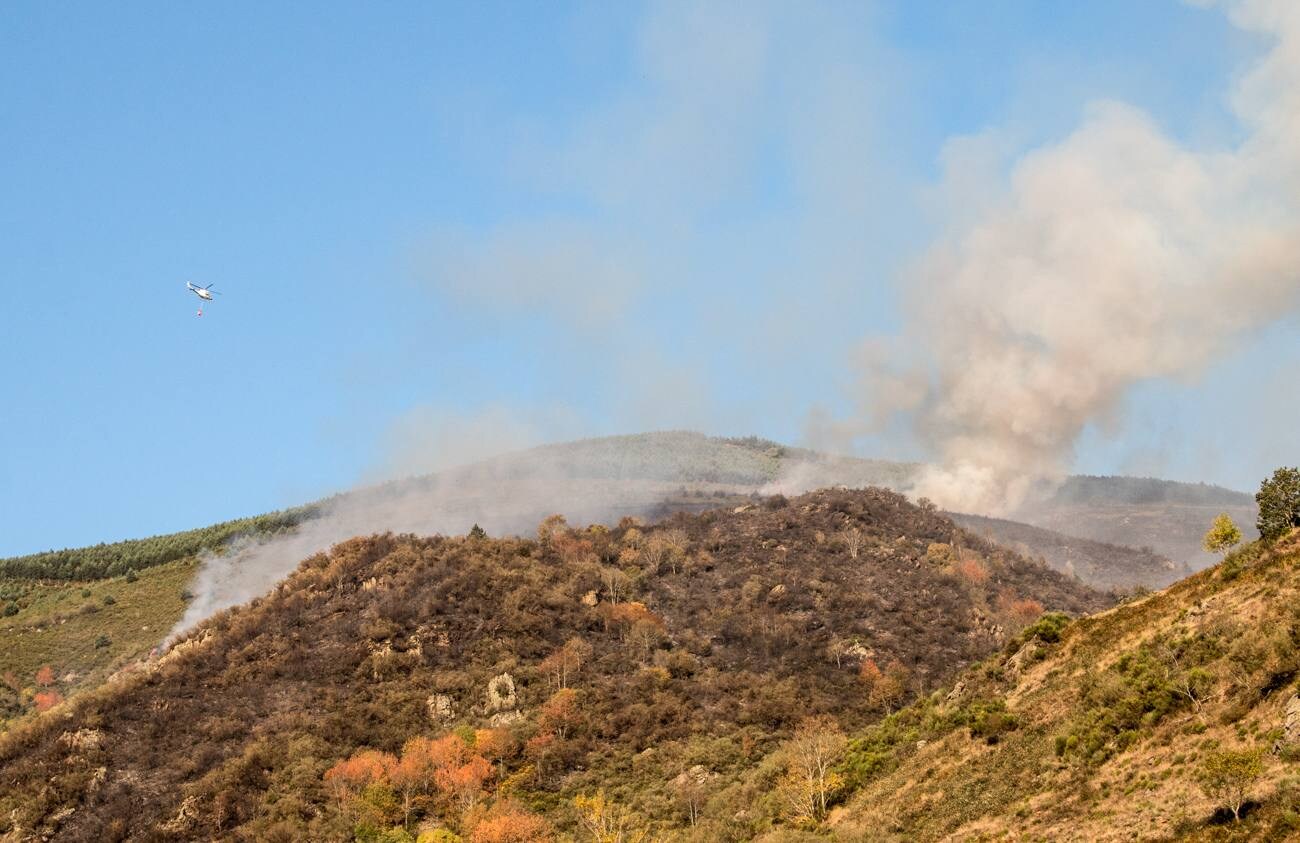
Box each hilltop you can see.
[1018,475,1258,572]
[0,488,1104,841]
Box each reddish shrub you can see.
[34,690,63,712]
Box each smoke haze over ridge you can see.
[168,432,899,639]
[863,0,1300,514]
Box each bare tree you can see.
[599,565,631,604]
[776,716,847,824]
[840,527,863,560]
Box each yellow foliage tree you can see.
[775,716,847,826]
[1202,512,1243,557]
[572,790,650,843]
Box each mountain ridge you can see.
[0,431,1251,585]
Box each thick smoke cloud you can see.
[871,0,1300,514]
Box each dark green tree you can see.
[468,524,488,540]
[1256,467,1300,542]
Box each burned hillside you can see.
[0,488,1106,841]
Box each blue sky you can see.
[2,1,1295,555]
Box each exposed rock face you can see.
[846,641,875,662]
[160,796,200,835]
[58,729,103,753]
[581,590,599,607]
[1284,695,1300,745]
[1006,640,1042,676]
[671,764,717,789]
[485,673,517,712]
[426,694,455,724]
[489,710,526,727]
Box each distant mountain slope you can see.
[1014,491,1257,572]
[0,506,316,581]
[826,529,1300,841]
[0,560,195,728]
[0,489,1106,841]
[1046,474,1255,507]
[950,512,1189,591]
[0,432,1252,595]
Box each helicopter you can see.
[186,281,218,316]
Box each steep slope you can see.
[0,433,1247,724]
[0,489,1104,842]
[0,507,314,581]
[826,529,1300,842]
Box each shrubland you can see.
[829,526,1300,841]
[0,559,196,728]
[0,488,1101,841]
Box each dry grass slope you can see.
[830,529,1300,842]
[0,561,196,729]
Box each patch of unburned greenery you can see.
[1010,611,1073,653]
[1055,647,1190,766]
[0,506,316,580]
[838,693,1019,791]
[0,558,196,728]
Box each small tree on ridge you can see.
[1202,513,1242,558]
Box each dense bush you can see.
[1257,467,1300,542]
[1016,612,1073,646]
[839,694,1019,789]
[1055,643,1197,766]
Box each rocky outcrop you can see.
[426,694,455,724]
[485,673,517,712]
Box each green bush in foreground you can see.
[1257,467,1300,542]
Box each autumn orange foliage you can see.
[470,806,554,843]
[538,637,592,690]
[323,749,397,801]
[539,688,583,739]
[956,557,990,585]
[997,589,1045,627]
[473,727,513,762]
[859,658,909,712]
[33,690,63,712]
[325,731,495,823]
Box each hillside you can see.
[824,529,1300,841]
[0,561,196,723]
[1015,476,1257,573]
[950,513,1189,592]
[0,433,1250,737]
[0,489,1105,841]
[0,506,316,581]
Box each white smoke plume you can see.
[872,0,1300,514]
